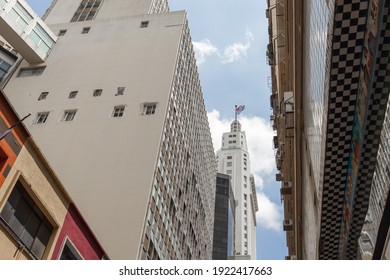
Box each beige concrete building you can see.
[2,0,216,259]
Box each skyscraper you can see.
[216,119,258,260]
[1,0,216,259]
[267,0,390,259]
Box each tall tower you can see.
[2,0,216,259]
[216,119,258,259]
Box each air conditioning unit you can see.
[285,255,297,260]
[281,182,292,195]
[283,219,293,231]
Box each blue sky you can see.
[27,0,287,260]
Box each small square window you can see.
[62,110,77,122]
[58,29,67,36]
[81,27,90,34]
[144,104,156,115]
[227,156,232,160]
[69,91,78,99]
[38,92,49,101]
[36,112,49,124]
[140,21,149,28]
[112,106,125,118]
[116,87,125,96]
[93,89,102,97]
[227,162,232,167]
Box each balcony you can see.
[0,0,57,64]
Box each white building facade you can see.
[2,0,216,260]
[216,120,258,259]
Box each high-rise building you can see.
[1,0,216,259]
[267,0,390,259]
[212,173,235,260]
[216,120,258,260]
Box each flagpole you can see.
[0,113,31,141]
[235,105,237,122]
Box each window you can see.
[8,2,33,30]
[112,106,125,118]
[38,92,49,101]
[29,24,55,54]
[0,182,53,259]
[68,91,78,99]
[71,0,103,22]
[35,112,49,124]
[58,29,67,36]
[116,87,125,96]
[81,27,91,34]
[226,170,232,175]
[140,21,149,28]
[227,156,232,160]
[0,59,12,81]
[227,162,232,167]
[144,104,156,115]
[62,110,77,122]
[93,89,102,97]
[58,238,83,260]
[18,66,46,77]
[244,194,247,200]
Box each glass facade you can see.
[303,0,334,193]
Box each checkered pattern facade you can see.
[319,0,368,260]
[346,2,390,259]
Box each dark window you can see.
[38,92,49,101]
[58,29,67,36]
[144,104,156,115]
[71,0,103,22]
[0,182,53,259]
[68,91,78,99]
[112,106,125,118]
[140,21,149,28]
[81,27,91,34]
[59,240,82,260]
[0,59,12,81]
[93,89,102,97]
[35,112,49,124]
[116,87,125,96]
[62,110,77,122]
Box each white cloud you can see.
[256,193,282,231]
[192,31,255,65]
[192,39,219,65]
[207,109,282,232]
[221,31,254,64]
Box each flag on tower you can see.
[236,105,245,114]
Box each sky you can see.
[27,0,287,260]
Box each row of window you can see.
[35,104,157,124]
[37,87,125,100]
[58,20,149,37]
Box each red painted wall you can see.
[51,203,106,260]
